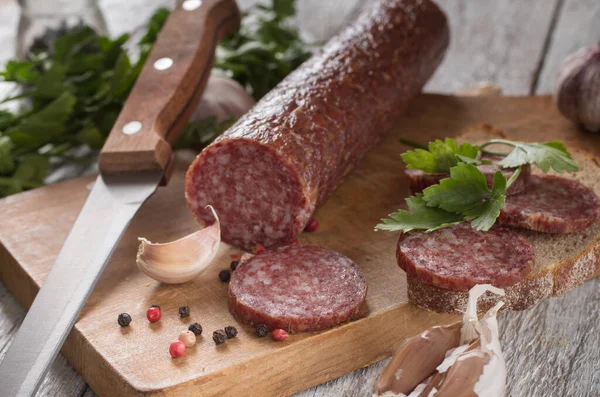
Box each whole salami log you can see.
[397,224,535,290]
[186,0,450,249]
[498,175,600,233]
[229,245,367,333]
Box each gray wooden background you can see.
[1,0,599,396]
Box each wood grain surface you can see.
[1,0,600,396]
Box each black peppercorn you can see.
[213,329,227,345]
[230,261,240,271]
[224,326,238,339]
[189,322,203,336]
[179,305,190,317]
[117,313,132,327]
[256,324,269,337]
[151,304,160,310]
[218,269,231,282]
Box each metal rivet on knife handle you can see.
[183,0,202,11]
[154,57,174,71]
[122,121,142,135]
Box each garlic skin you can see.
[190,74,255,124]
[554,42,600,132]
[374,285,506,397]
[136,206,220,284]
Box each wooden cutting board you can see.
[1,94,599,397]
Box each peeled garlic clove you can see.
[373,322,461,396]
[136,205,220,284]
[554,42,600,133]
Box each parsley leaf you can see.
[375,194,463,233]
[463,171,506,230]
[422,162,491,213]
[401,138,480,173]
[482,139,579,173]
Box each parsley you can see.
[401,138,480,173]
[480,139,579,173]
[377,136,578,233]
[0,1,310,198]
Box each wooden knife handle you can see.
[98,0,240,180]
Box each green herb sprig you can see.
[0,0,309,198]
[377,138,578,233]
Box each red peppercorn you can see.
[231,254,239,259]
[253,243,266,255]
[304,218,319,232]
[272,329,289,341]
[169,340,186,358]
[146,306,161,323]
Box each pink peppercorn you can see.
[169,340,186,358]
[146,306,161,323]
[304,218,319,232]
[272,329,289,341]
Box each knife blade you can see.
[0,1,240,395]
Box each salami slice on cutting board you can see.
[229,245,367,333]
[405,163,530,196]
[396,224,535,290]
[498,175,600,233]
[185,0,449,249]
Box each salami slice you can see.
[229,245,367,333]
[185,0,449,249]
[405,164,530,196]
[498,175,600,233]
[396,224,535,290]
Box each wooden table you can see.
[1,0,599,396]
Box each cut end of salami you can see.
[185,139,311,249]
[498,175,600,233]
[229,245,368,333]
[405,163,530,196]
[396,224,535,290]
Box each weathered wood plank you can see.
[535,0,600,94]
[424,0,561,95]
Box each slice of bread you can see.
[406,125,600,313]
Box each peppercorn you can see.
[179,305,190,318]
[146,306,162,323]
[304,218,319,232]
[272,329,289,341]
[224,326,238,339]
[256,324,269,337]
[253,243,267,255]
[117,313,131,327]
[169,340,186,358]
[213,329,227,345]
[219,269,231,282]
[179,330,197,347]
[188,322,203,336]
[230,261,240,271]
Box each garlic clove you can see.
[136,205,220,284]
[190,74,255,124]
[435,348,491,397]
[373,322,461,396]
[554,42,600,133]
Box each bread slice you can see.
[406,125,600,313]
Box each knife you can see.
[0,1,240,395]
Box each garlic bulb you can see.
[190,74,255,124]
[136,206,220,284]
[373,285,506,397]
[554,42,600,132]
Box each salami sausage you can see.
[396,224,535,290]
[186,0,450,249]
[405,163,530,196]
[498,175,600,233]
[229,245,367,333]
